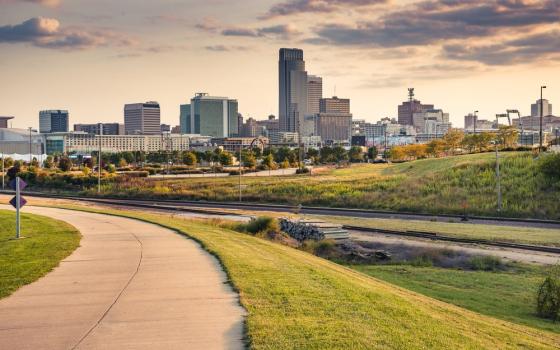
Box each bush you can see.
[120,171,149,178]
[536,267,560,321]
[296,167,310,174]
[468,255,504,271]
[538,153,560,180]
[245,216,279,235]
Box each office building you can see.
[39,110,69,133]
[171,125,181,134]
[531,99,552,117]
[413,109,449,133]
[256,115,280,136]
[45,133,196,155]
[397,89,434,126]
[74,123,124,135]
[0,128,44,155]
[307,75,323,114]
[124,102,161,135]
[239,117,263,138]
[180,93,238,138]
[305,113,352,143]
[279,48,308,133]
[161,124,171,133]
[0,116,14,129]
[320,96,350,114]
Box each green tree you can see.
[333,146,348,162]
[243,152,257,169]
[367,146,378,161]
[43,156,54,169]
[348,146,364,163]
[443,129,465,155]
[262,153,276,170]
[219,151,233,166]
[58,157,72,172]
[183,152,197,167]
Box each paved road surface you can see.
[0,206,245,350]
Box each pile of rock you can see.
[280,218,349,242]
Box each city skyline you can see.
[1,0,559,129]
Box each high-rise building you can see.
[320,96,350,114]
[239,117,262,138]
[179,93,238,138]
[397,89,434,126]
[412,109,449,132]
[39,110,69,133]
[0,116,14,129]
[124,102,161,135]
[74,123,123,135]
[531,99,552,117]
[161,124,171,133]
[464,113,477,130]
[279,48,308,133]
[307,75,323,114]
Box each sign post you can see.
[9,177,27,239]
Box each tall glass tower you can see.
[279,48,308,133]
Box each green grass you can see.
[43,204,560,349]
[0,210,81,299]
[349,264,560,334]
[318,215,560,246]
[74,151,560,219]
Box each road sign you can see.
[9,178,27,191]
[9,196,27,209]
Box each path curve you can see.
[0,206,245,350]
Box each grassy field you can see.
[318,215,560,246]
[42,204,560,349]
[350,264,560,334]
[83,152,560,219]
[0,210,80,299]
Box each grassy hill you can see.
[94,151,560,219]
[0,210,80,299]
[46,204,560,349]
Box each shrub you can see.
[536,267,560,321]
[538,153,560,180]
[468,255,504,271]
[120,171,149,178]
[245,216,279,235]
[296,167,310,174]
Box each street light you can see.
[540,85,547,152]
[98,124,103,193]
[28,127,33,165]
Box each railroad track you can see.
[5,191,560,255]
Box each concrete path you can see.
[0,206,246,350]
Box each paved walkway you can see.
[0,206,246,350]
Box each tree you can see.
[243,152,257,169]
[118,158,128,168]
[442,129,465,155]
[367,146,378,161]
[31,157,39,167]
[83,166,92,176]
[219,151,233,166]
[497,125,518,148]
[320,146,335,163]
[390,146,406,161]
[7,162,21,180]
[183,152,197,167]
[333,146,348,162]
[426,139,446,157]
[280,158,290,169]
[348,146,364,163]
[58,157,72,172]
[43,156,54,169]
[262,153,276,170]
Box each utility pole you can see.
[238,145,242,202]
[1,151,4,190]
[98,124,103,193]
[28,127,32,165]
[540,85,546,153]
[495,141,502,212]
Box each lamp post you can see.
[28,127,33,165]
[1,151,4,190]
[98,124,103,193]
[540,85,547,152]
[238,144,242,202]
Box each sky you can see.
[0,0,559,129]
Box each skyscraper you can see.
[179,93,238,138]
[279,48,308,133]
[531,99,552,117]
[39,110,69,133]
[124,102,161,135]
[307,75,323,114]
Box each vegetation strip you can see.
[344,225,560,253]
[36,204,560,349]
[0,210,81,299]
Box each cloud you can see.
[0,0,61,7]
[309,0,560,47]
[195,17,221,32]
[0,17,134,50]
[222,24,301,39]
[443,30,560,65]
[205,45,249,52]
[262,0,387,18]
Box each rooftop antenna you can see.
[408,88,415,103]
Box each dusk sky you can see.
[1,0,559,129]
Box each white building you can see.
[531,99,552,117]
